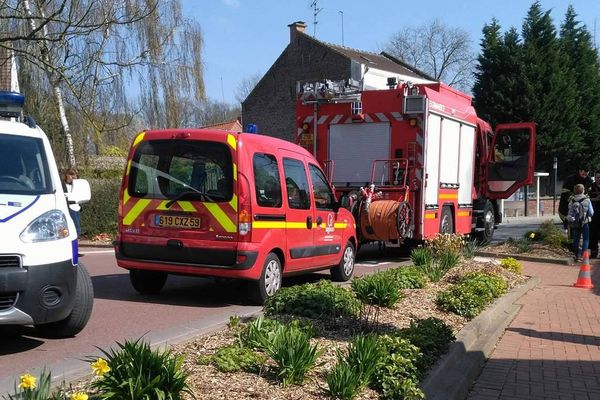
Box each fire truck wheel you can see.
[331,241,355,282]
[250,252,282,304]
[475,201,495,244]
[440,206,454,234]
[129,269,168,295]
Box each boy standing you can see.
[568,184,594,262]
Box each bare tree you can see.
[384,19,475,91]
[1,0,204,167]
[235,73,262,104]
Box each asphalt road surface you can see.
[0,245,408,394]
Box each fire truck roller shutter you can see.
[439,118,460,187]
[458,124,476,205]
[328,123,391,187]
[424,115,441,206]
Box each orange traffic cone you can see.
[574,250,594,289]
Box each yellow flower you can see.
[18,374,37,390]
[70,393,88,400]
[90,358,111,376]
[529,232,535,239]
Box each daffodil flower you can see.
[18,374,37,390]
[91,357,111,376]
[70,392,89,400]
[529,232,535,239]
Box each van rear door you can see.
[121,133,239,266]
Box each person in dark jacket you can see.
[589,172,600,257]
[559,166,593,229]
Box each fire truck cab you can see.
[296,79,535,246]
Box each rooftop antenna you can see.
[310,0,322,37]
[339,10,344,46]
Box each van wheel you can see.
[440,206,454,234]
[331,242,355,282]
[36,263,94,338]
[250,253,282,305]
[130,269,168,295]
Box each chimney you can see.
[0,47,11,91]
[288,21,307,44]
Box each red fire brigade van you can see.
[114,129,357,303]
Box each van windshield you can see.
[128,139,233,203]
[0,133,52,195]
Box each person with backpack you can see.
[559,166,593,230]
[567,183,594,262]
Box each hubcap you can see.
[343,246,354,275]
[484,209,494,236]
[264,259,281,296]
[441,214,451,234]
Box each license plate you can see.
[155,215,201,229]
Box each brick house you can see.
[0,46,19,92]
[242,21,434,142]
[201,119,243,132]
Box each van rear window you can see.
[128,139,233,202]
[0,133,52,195]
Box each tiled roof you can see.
[201,120,243,132]
[302,33,436,81]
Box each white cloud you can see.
[221,0,240,8]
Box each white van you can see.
[0,91,93,337]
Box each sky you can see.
[182,0,600,104]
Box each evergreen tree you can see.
[517,1,581,176]
[558,5,600,172]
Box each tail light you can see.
[238,173,252,241]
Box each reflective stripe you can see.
[132,132,145,147]
[178,201,197,212]
[156,200,170,210]
[253,221,286,229]
[123,199,151,225]
[233,163,237,181]
[439,194,458,200]
[123,188,131,206]
[227,134,237,150]
[457,211,470,217]
[334,222,347,228]
[204,203,237,232]
[286,222,308,229]
[229,194,238,211]
[425,213,436,219]
[126,160,131,176]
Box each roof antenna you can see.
[310,0,322,37]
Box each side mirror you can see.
[337,195,351,211]
[66,179,91,204]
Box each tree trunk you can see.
[22,0,76,168]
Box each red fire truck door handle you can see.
[306,216,313,229]
[316,216,323,226]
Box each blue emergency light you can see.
[0,91,25,118]
[245,123,258,134]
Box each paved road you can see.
[0,245,408,394]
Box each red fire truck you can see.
[296,79,536,245]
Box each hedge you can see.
[80,178,120,236]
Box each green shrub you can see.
[536,221,569,248]
[264,280,360,320]
[80,178,120,236]
[351,273,403,307]
[346,334,384,387]
[410,247,433,267]
[462,240,479,259]
[326,360,362,400]
[500,257,523,274]
[372,336,424,400]
[437,250,460,270]
[89,338,192,400]
[240,316,282,349]
[420,260,449,282]
[211,344,266,373]
[425,233,465,255]
[509,237,532,253]
[265,323,323,386]
[436,272,507,318]
[391,267,427,289]
[398,318,455,372]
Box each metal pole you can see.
[536,175,541,217]
[313,102,318,157]
[553,156,558,215]
[524,186,529,216]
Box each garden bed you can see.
[169,258,527,400]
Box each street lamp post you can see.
[553,157,558,215]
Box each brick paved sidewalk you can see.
[468,260,600,400]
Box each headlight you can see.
[20,210,70,243]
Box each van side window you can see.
[309,164,334,210]
[283,158,310,210]
[253,153,282,208]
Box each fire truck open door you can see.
[484,122,536,199]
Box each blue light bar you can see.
[245,123,257,134]
[0,91,25,118]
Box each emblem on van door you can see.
[325,213,335,234]
[215,234,234,240]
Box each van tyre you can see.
[250,253,282,305]
[130,269,168,295]
[440,206,454,234]
[331,241,355,282]
[36,263,94,338]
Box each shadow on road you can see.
[0,326,45,355]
